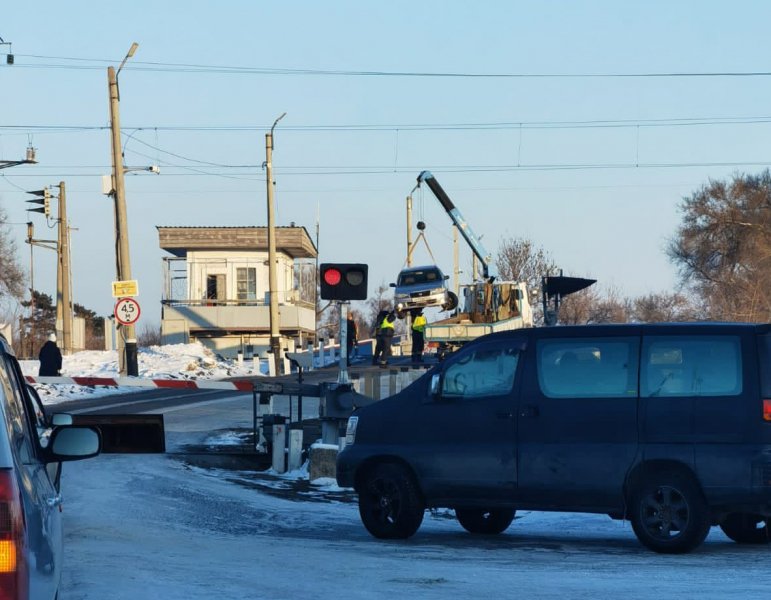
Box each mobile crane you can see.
[413,171,534,356]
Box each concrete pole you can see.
[265,112,286,376]
[27,222,34,358]
[108,64,138,376]
[57,182,73,354]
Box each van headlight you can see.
[345,416,359,446]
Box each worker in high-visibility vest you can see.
[411,308,427,363]
[373,309,396,367]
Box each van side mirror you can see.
[444,274,449,280]
[389,282,396,287]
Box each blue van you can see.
[337,322,771,553]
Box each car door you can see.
[409,338,525,504]
[0,353,61,599]
[516,332,640,510]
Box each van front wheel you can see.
[456,508,515,535]
[719,513,771,544]
[630,472,710,554]
[358,464,424,539]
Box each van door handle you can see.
[520,405,539,418]
[46,494,62,508]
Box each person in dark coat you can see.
[346,311,358,366]
[39,333,63,376]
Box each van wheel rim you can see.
[640,485,689,539]
[367,478,401,524]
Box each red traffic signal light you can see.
[319,263,368,300]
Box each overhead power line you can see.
[12,54,771,79]
[5,115,771,134]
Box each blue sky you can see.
[2,1,771,327]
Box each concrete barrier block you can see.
[309,443,339,481]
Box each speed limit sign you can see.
[114,297,141,326]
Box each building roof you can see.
[156,226,317,259]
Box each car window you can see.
[442,344,520,398]
[537,337,639,398]
[398,268,443,286]
[641,335,742,397]
[0,355,37,464]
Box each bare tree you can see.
[0,204,25,305]
[495,237,558,325]
[629,292,702,323]
[558,285,629,325]
[668,170,771,322]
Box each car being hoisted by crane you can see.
[407,171,534,357]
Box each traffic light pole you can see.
[108,64,138,376]
[337,302,349,384]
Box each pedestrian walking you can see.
[38,333,63,376]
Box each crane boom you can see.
[416,170,495,280]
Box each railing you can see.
[161,297,315,310]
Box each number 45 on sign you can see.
[115,297,141,326]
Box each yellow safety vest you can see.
[380,316,395,331]
[412,315,427,333]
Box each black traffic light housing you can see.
[319,263,368,301]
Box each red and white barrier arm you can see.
[25,376,255,392]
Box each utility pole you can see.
[265,112,286,376]
[54,181,73,354]
[108,42,139,376]
[26,222,34,358]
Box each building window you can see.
[237,268,257,301]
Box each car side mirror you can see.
[444,274,449,280]
[389,282,396,287]
[46,426,101,462]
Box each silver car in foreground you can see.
[0,335,100,600]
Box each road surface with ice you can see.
[57,391,771,600]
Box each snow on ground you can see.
[19,342,262,404]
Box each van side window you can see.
[641,335,742,397]
[442,345,520,398]
[537,338,638,398]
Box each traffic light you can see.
[320,263,368,300]
[26,188,51,217]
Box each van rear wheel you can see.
[630,471,710,553]
[719,513,771,544]
[358,463,424,539]
[456,508,515,535]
